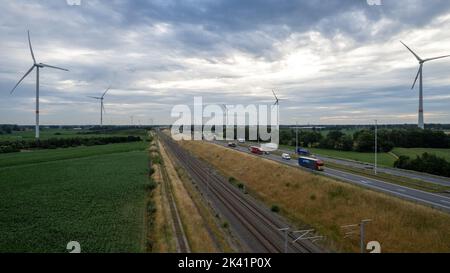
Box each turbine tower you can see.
[10,31,68,139]
[401,41,450,129]
[88,86,110,126]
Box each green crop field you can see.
[0,141,150,253]
[0,128,148,141]
[392,148,450,161]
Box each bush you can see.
[271,205,280,213]
[394,153,450,177]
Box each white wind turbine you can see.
[10,31,69,139]
[400,41,450,129]
[88,86,110,126]
[271,89,282,128]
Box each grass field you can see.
[0,142,147,168]
[392,148,450,161]
[0,128,148,141]
[183,141,450,253]
[0,141,150,253]
[309,148,397,167]
[279,144,397,167]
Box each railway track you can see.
[158,131,323,253]
[157,139,190,253]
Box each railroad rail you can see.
[158,131,323,253]
[156,138,190,253]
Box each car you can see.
[237,138,245,143]
[228,142,237,147]
[281,153,291,160]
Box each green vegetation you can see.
[309,148,396,167]
[326,161,450,193]
[392,148,450,161]
[0,142,147,168]
[0,142,150,253]
[395,153,450,178]
[0,136,142,154]
[0,127,148,141]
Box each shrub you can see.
[271,205,280,213]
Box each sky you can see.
[1,0,450,125]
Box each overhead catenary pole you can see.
[360,219,372,254]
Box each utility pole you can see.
[374,120,378,175]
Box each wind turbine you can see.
[88,86,110,126]
[271,89,282,128]
[10,31,68,139]
[400,41,450,129]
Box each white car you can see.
[237,138,245,143]
[281,153,291,160]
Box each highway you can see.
[212,140,450,213]
[251,142,450,188]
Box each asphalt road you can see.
[252,143,450,188]
[212,141,450,213]
[305,153,450,188]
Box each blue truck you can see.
[297,148,311,156]
[298,156,324,171]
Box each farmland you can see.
[0,140,150,253]
[0,127,148,141]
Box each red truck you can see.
[249,146,264,155]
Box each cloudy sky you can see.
[1,0,450,125]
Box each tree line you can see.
[394,153,450,178]
[0,136,142,154]
[280,128,450,152]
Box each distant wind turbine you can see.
[88,86,110,126]
[10,31,68,139]
[400,41,450,129]
[271,89,282,127]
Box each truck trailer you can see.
[298,156,324,171]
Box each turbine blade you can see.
[272,89,278,100]
[102,86,111,98]
[411,64,422,90]
[39,63,69,71]
[424,55,450,62]
[102,103,106,114]
[10,65,35,94]
[87,96,101,99]
[400,41,422,62]
[28,31,36,64]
